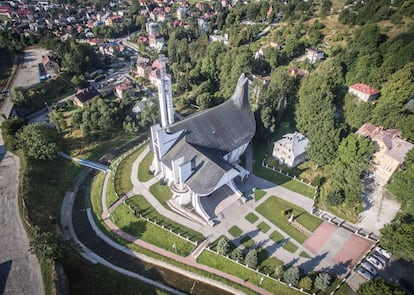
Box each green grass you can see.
[335,282,356,295]
[257,222,271,233]
[111,203,196,256]
[197,251,301,295]
[245,212,259,224]
[149,181,173,208]
[114,144,147,195]
[240,236,255,248]
[259,256,284,275]
[299,251,312,259]
[282,241,298,253]
[270,230,285,244]
[106,171,118,208]
[138,151,154,182]
[126,195,203,241]
[254,189,266,201]
[257,196,322,243]
[228,226,243,238]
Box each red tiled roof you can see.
[350,83,380,96]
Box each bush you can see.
[29,232,63,260]
[314,272,331,291]
[327,189,345,206]
[230,248,244,263]
[216,237,230,255]
[299,277,313,291]
[283,266,300,287]
[245,249,258,269]
[274,265,285,279]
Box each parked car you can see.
[375,246,392,259]
[357,267,373,280]
[361,261,377,276]
[367,255,384,269]
[372,252,387,265]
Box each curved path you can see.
[0,131,44,295]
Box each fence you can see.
[261,159,316,189]
[123,200,199,246]
[110,139,149,200]
[204,247,316,295]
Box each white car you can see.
[375,246,392,260]
[367,255,384,269]
[357,267,373,280]
[372,252,387,265]
[361,261,377,276]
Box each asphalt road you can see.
[0,131,44,295]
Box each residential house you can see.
[305,48,325,64]
[146,21,159,35]
[349,83,380,102]
[356,123,414,183]
[42,55,59,71]
[73,87,100,107]
[272,132,309,168]
[115,82,134,99]
[136,57,152,79]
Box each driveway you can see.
[0,130,44,295]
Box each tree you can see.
[380,214,414,261]
[283,266,300,287]
[388,149,414,204]
[10,87,26,106]
[299,277,313,291]
[230,248,244,263]
[314,272,331,291]
[274,265,285,279]
[245,249,258,269]
[216,237,230,255]
[29,232,63,260]
[295,70,340,165]
[357,278,404,295]
[16,123,59,160]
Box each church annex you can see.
[150,59,255,225]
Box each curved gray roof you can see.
[166,73,256,152]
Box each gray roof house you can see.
[272,132,309,168]
[150,73,255,224]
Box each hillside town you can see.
[0,1,413,295]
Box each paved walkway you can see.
[0,129,44,295]
[107,146,322,272]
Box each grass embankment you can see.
[257,196,323,243]
[197,251,300,295]
[110,203,196,256]
[126,195,203,241]
[138,151,154,182]
[114,144,147,196]
[149,181,173,208]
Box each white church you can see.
[149,56,256,225]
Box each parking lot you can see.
[11,48,49,88]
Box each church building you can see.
[150,57,255,225]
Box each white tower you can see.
[156,55,174,128]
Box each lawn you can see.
[126,195,204,242]
[257,222,270,233]
[149,181,173,207]
[197,251,300,295]
[254,189,266,201]
[240,236,255,248]
[257,196,323,243]
[270,231,284,244]
[245,212,259,223]
[111,203,196,256]
[228,225,243,238]
[114,144,147,195]
[283,241,298,253]
[138,150,154,182]
[299,251,312,259]
[106,171,118,208]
